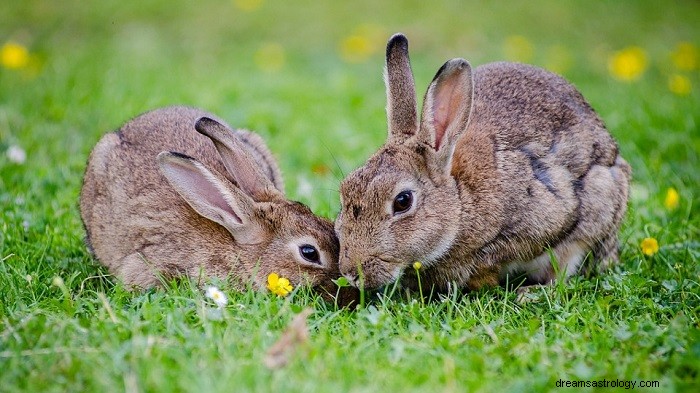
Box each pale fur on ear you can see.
[195,117,282,201]
[157,151,264,245]
[385,33,419,144]
[418,58,474,172]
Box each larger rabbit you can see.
[80,106,350,301]
[335,34,630,292]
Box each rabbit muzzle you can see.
[340,252,405,290]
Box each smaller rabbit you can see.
[335,34,630,292]
[80,106,352,302]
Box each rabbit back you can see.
[453,62,630,285]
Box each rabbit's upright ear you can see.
[157,152,264,245]
[385,33,419,144]
[418,58,474,172]
[195,117,282,201]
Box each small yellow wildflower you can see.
[205,286,228,308]
[608,46,648,82]
[413,261,422,270]
[668,74,692,96]
[311,163,330,175]
[254,43,285,72]
[640,237,659,257]
[233,0,264,12]
[339,24,384,63]
[671,42,698,71]
[503,35,534,63]
[267,273,293,297]
[1,41,29,69]
[340,35,373,63]
[664,187,680,210]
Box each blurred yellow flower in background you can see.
[1,41,29,69]
[668,74,692,96]
[255,43,285,72]
[608,46,648,82]
[503,35,534,63]
[640,237,659,257]
[233,0,264,12]
[671,42,698,71]
[664,188,680,210]
[339,24,385,63]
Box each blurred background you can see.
[0,0,697,226]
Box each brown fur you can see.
[336,34,630,291]
[80,106,354,302]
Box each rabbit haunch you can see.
[335,34,630,291]
[80,106,345,294]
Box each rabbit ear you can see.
[194,117,282,201]
[385,33,419,143]
[157,152,264,245]
[418,58,474,171]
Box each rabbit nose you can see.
[340,262,360,287]
[343,272,360,288]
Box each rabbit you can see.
[80,106,355,303]
[335,34,631,292]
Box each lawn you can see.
[1,0,698,392]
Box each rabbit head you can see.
[335,34,474,290]
[156,117,348,295]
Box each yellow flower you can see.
[671,42,698,71]
[668,74,692,96]
[608,46,648,82]
[340,35,372,63]
[267,273,293,297]
[254,43,285,72]
[664,188,680,210]
[640,237,659,257]
[233,0,264,12]
[1,41,29,69]
[413,261,422,270]
[503,35,534,63]
[339,24,384,63]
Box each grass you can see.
[1,0,698,391]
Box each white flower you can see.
[6,145,26,164]
[205,286,228,308]
[296,176,313,199]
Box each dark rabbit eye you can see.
[392,190,413,214]
[299,244,321,264]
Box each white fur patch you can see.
[500,240,588,283]
[422,226,459,267]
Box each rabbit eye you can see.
[299,244,321,264]
[392,190,413,214]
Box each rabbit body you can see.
[81,106,342,291]
[336,35,630,291]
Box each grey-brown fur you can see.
[335,34,630,291]
[80,106,347,297]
